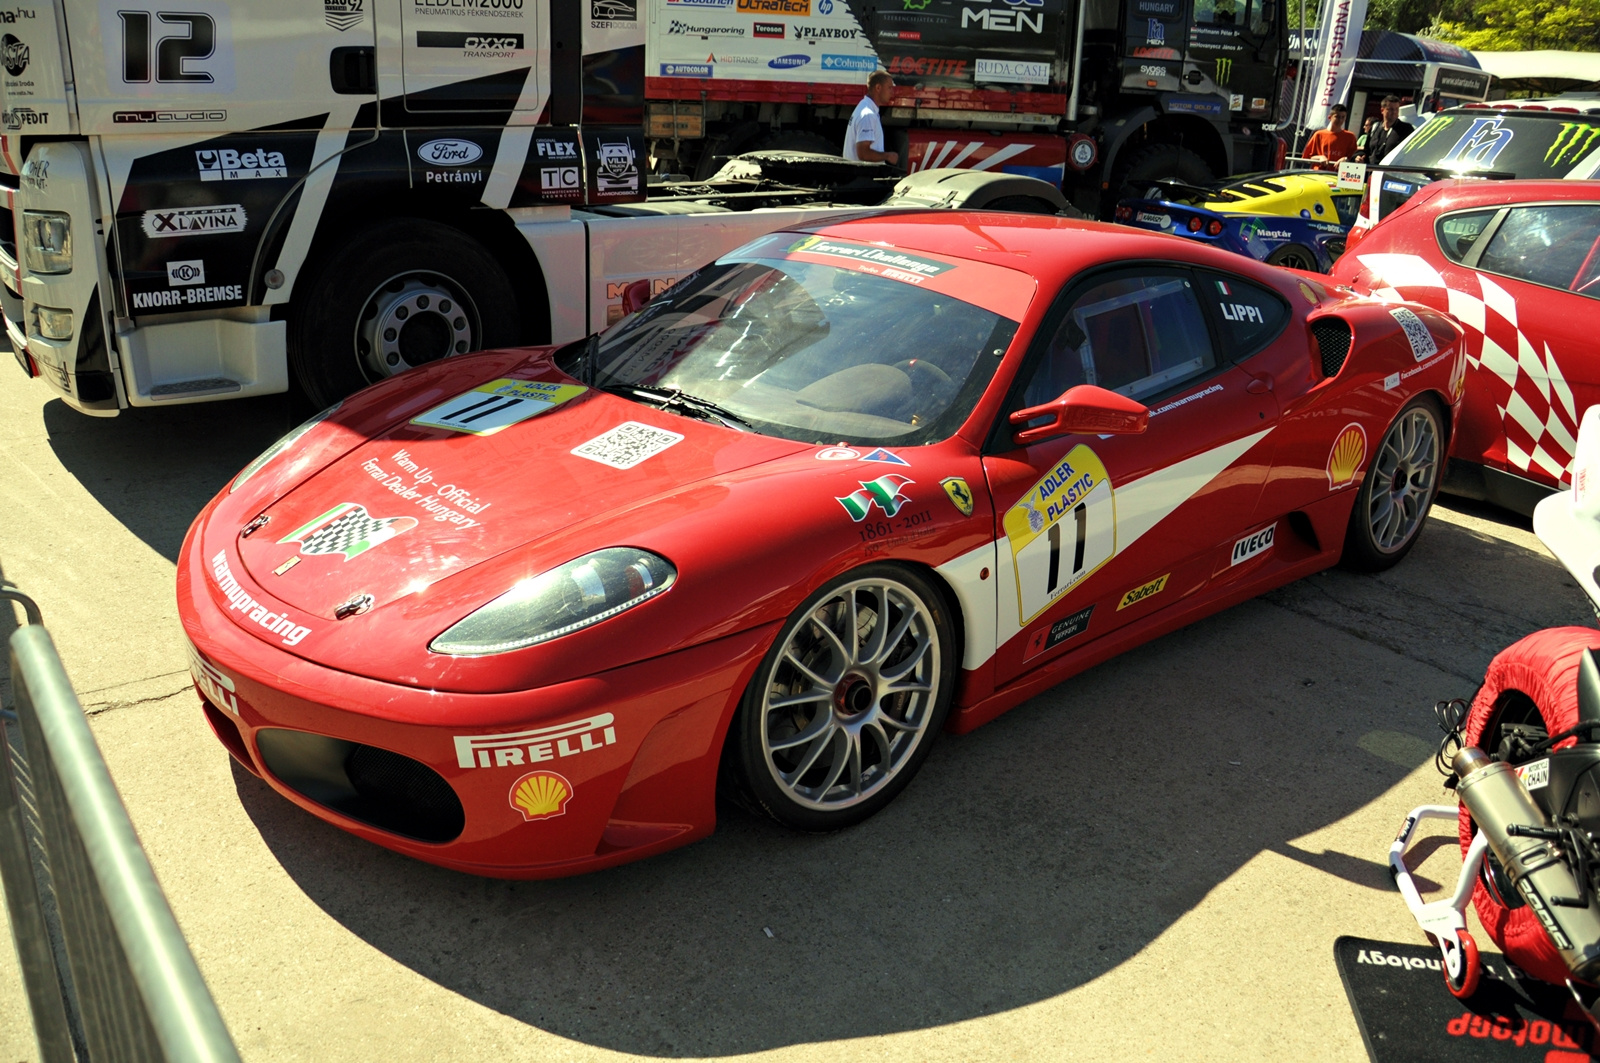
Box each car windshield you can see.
[585,248,1021,446]
[1387,112,1600,179]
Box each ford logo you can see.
[769,53,810,69]
[417,139,484,167]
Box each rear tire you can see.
[1340,397,1443,572]
[289,219,520,408]
[1266,243,1320,272]
[1108,143,1213,217]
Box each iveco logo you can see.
[417,138,483,166]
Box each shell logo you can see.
[1326,423,1368,489]
[508,770,572,822]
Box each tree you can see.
[1423,0,1600,50]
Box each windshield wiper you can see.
[602,383,752,431]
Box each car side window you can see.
[1476,204,1600,297]
[1435,209,1500,263]
[1019,272,1217,410]
[1332,192,1361,227]
[1196,272,1289,360]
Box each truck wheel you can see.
[289,219,519,408]
[1109,144,1214,216]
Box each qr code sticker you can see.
[1389,307,1437,362]
[571,421,685,469]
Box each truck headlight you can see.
[29,305,71,340]
[21,210,70,274]
[431,548,677,656]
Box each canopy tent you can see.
[1472,50,1600,93]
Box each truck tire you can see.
[755,130,841,156]
[289,219,520,408]
[1108,144,1214,217]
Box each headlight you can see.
[229,402,342,493]
[430,548,677,656]
[21,210,70,274]
[29,305,71,340]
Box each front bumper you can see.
[178,535,776,878]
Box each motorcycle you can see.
[1392,405,1600,1013]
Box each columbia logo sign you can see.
[454,714,618,768]
[166,259,205,285]
[196,147,288,181]
[417,138,483,166]
[141,204,247,238]
[1231,524,1275,566]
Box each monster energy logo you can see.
[1546,123,1600,166]
[1214,57,1231,85]
[1404,115,1454,152]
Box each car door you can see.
[982,265,1279,687]
[1434,202,1600,488]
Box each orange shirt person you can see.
[1303,104,1358,171]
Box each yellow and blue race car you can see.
[1113,170,1363,273]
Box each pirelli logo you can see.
[454,714,617,769]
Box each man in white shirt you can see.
[844,72,898,164]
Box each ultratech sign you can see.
[736,0,807,11]
[141,204,247,238]
[197,147,288,181]
[416,31,524,56]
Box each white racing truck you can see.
[1,0,1059,415]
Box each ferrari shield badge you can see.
[279,503,417,561]
[1002,446,1116,624]
[941,477,975,517]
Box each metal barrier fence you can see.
[0,588,241,1063]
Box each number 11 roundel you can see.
[1003,445,1117,625]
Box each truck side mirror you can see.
[1009,385,1149,446]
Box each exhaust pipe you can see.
[1454,745,1600,983]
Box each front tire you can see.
[1266,243,1320,272]
[729,564,956,831]
[288,219,520,408]
[1108,143,1214,218]
[1341,397,1443,571]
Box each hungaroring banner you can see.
[1303,0,1369,131]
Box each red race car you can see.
[1331,179,1600,514]
[179,213,1465,878]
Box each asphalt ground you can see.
[0,369,1594,1062]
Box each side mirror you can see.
[1009,385,1149,446]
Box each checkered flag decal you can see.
[1356,252,1579,484]
[279,503,418,561]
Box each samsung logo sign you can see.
[416,139,483,166]
[769,53,810,68]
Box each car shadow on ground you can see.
[227,513,1592,1057]
[39,395,302,562]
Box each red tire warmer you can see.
[1460,626,1600,986]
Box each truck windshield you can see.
[1194,0,1270,32]
[589,257,1020,447]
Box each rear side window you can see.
[1477,204,1600,297]
[1332,192,1362,227]
[1198,272,1290,360]
[1435,209,1500,263]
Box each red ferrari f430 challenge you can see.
[179,212,1466,878]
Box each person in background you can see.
[1303,104,1357,171]
[1361,95,1415,164]
[1356,115,1376,156]
[844,71,899,165]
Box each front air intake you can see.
[1311,317,1353,378]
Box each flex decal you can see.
[1003,445,1115,624]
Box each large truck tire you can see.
[755,130,840,156]
[289,218,520,409]
[1107,144,1214,217]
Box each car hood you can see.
[235,382,806,622]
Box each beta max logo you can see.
[416,138,483,166]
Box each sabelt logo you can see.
[737,0,808,12]
[753,20,784,36]
[417,138,483,166]
[1231,524,1275,566]
[141,204,247,238]
[1117,574,1169,610]
[455,714,618,768]
[889,55,966,77]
